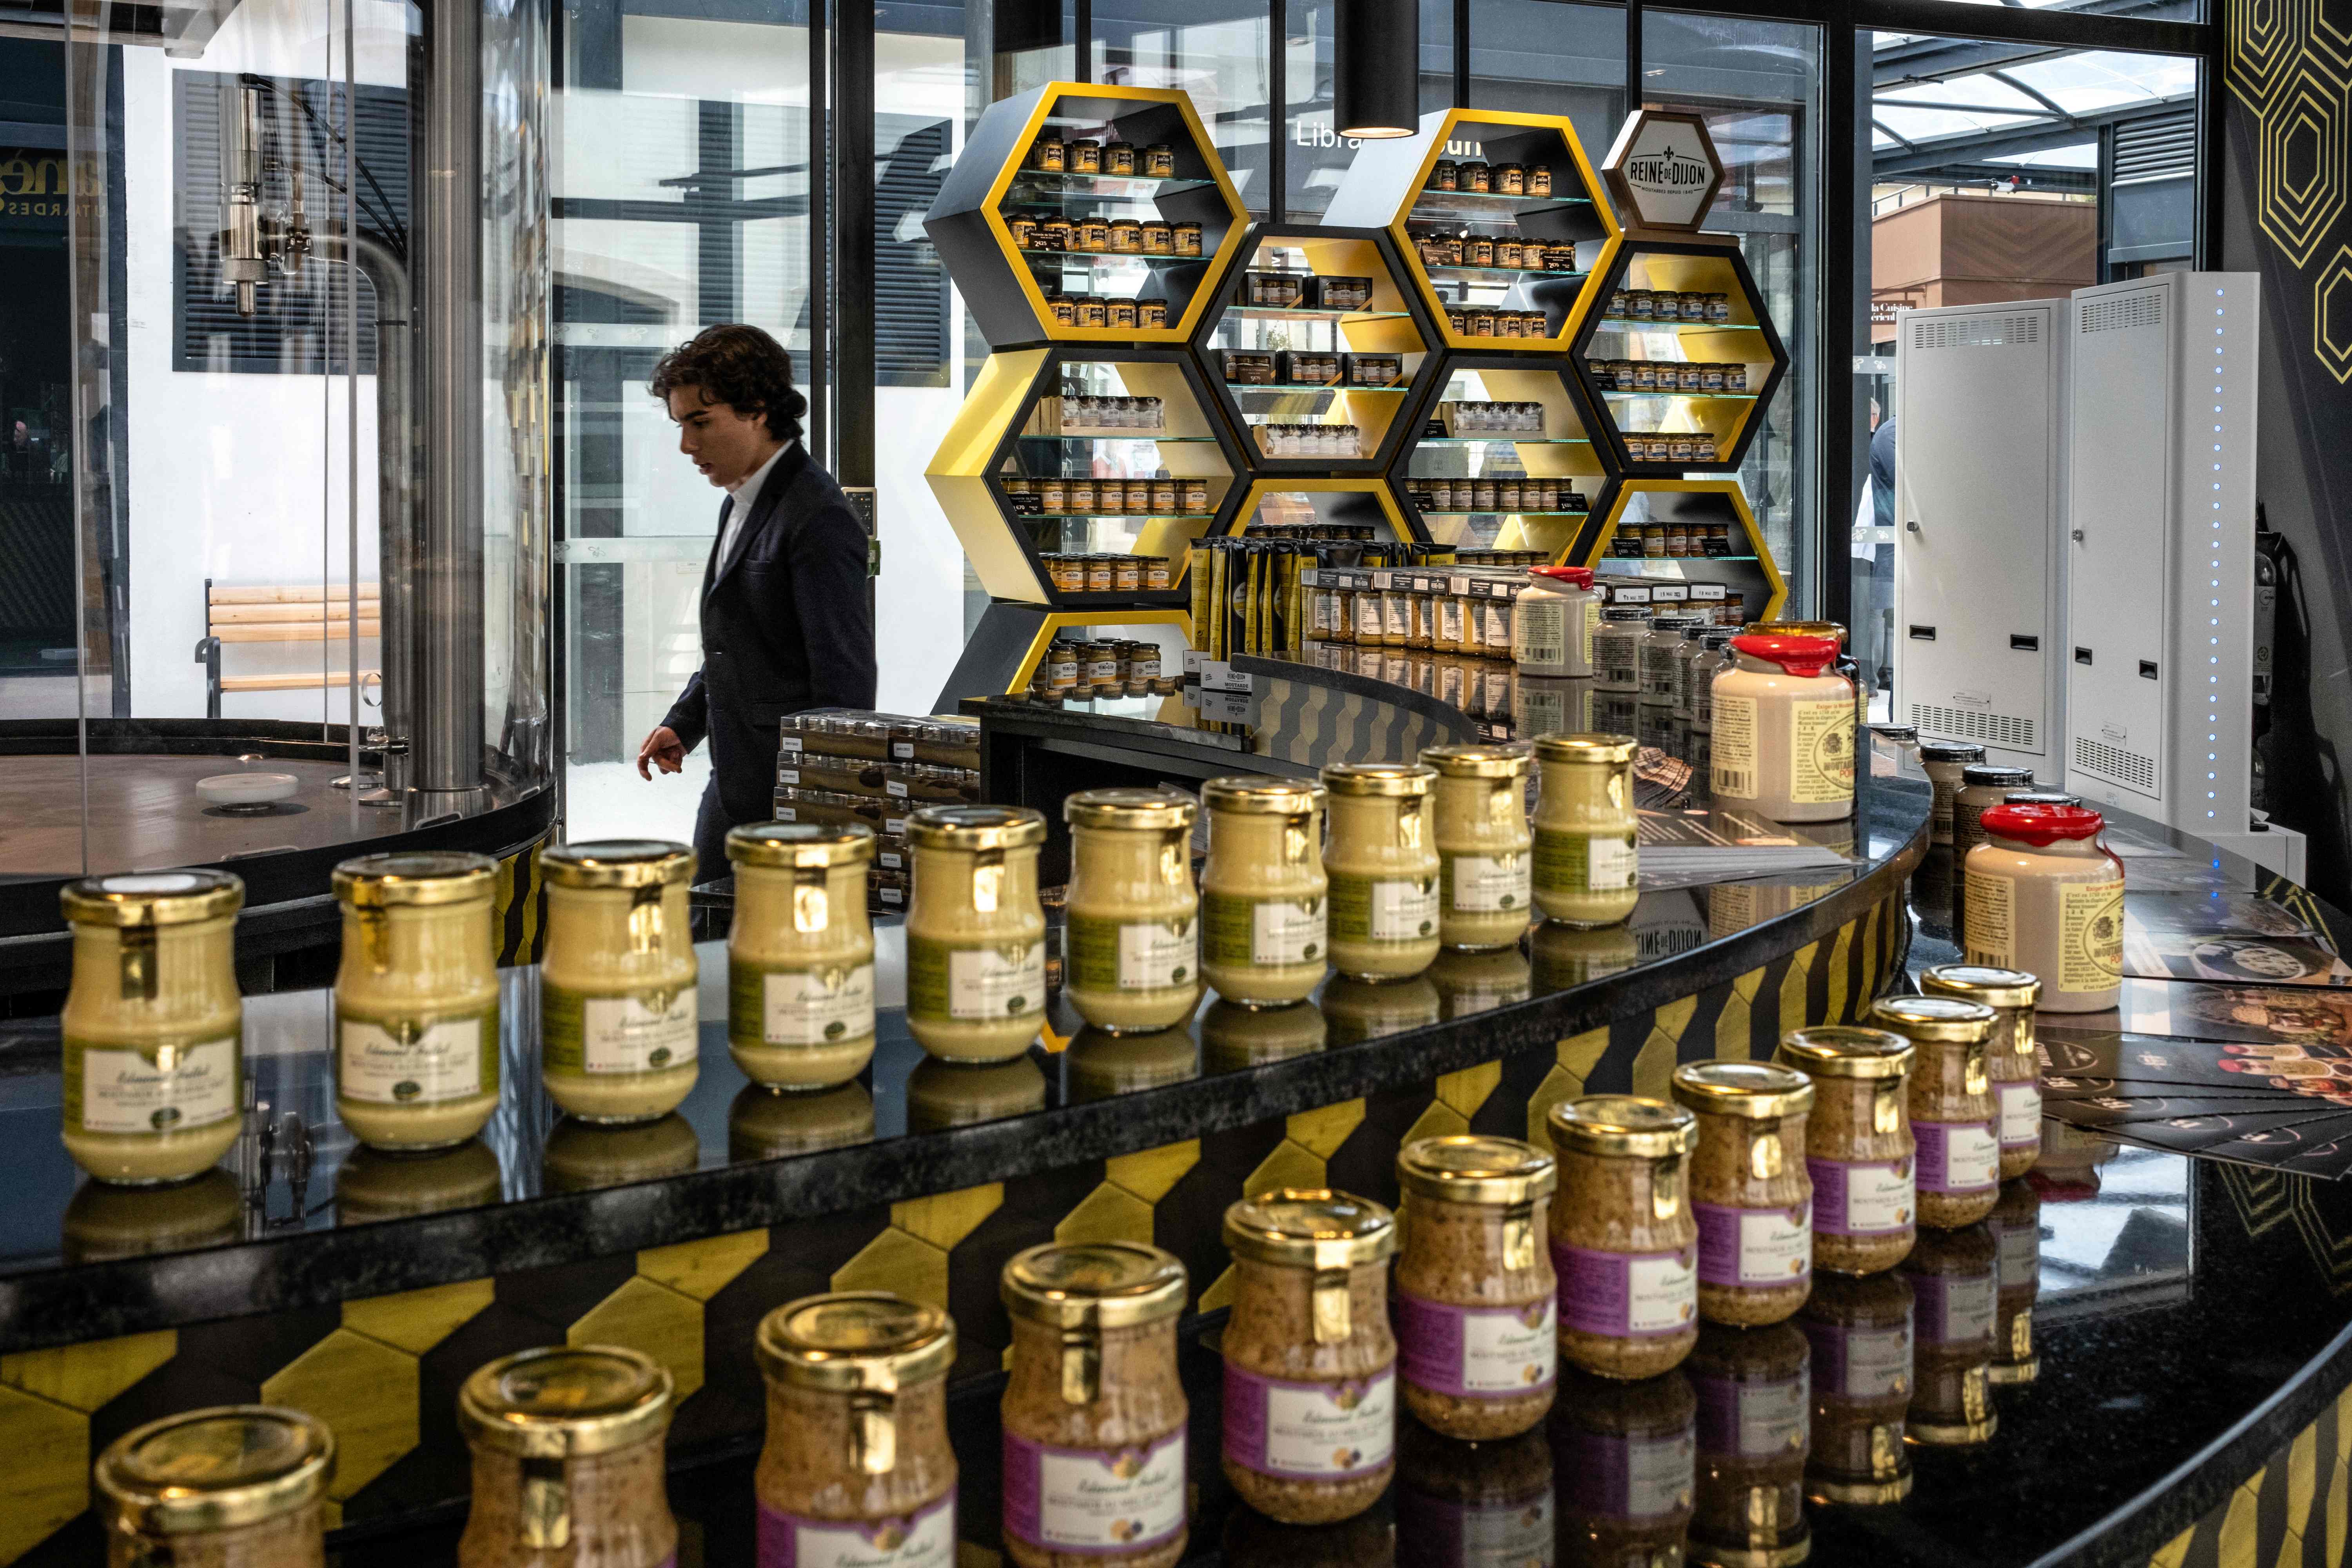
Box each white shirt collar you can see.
[726,441,790,516]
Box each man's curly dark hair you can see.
[648,323,808,445]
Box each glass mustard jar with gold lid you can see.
[725,822,878,1091]
[60,869,246,1186]
[1321,762,1441,982]
[1920,963,2043,1180]
[906,805,1049,1062]
[1868,995,2000,1230]
[1200,776,1329,1007]
[1774,1027,1917,1276]
[1419,743,1533,953]
[539,840,700,1124]
[457,1345,678,1568]
[331,851,501,1153]
[755,1292,958,1568]
[1531,734,1639,930]
[1544,1095,1700,1380]
[1001,1242,1191,1566]
[1672,1061,1815,1328]
[1220,1189,1399,1526]
[1064,788,1202,1034]
[95,1405,335,1568]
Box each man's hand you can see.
[637,725,686,779]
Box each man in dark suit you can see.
[635,324,876,878]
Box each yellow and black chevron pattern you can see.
[0,893,1903,1563]
[2145,1385,2352,1566]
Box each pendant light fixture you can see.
[1335,0,1419,140]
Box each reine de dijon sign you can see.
[1600,110,1725,232]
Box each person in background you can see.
[635,323,876,878]
[1850,397,1898,708]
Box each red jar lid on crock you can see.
[1528,566,1595,589]
[1978,803,2106,845]
[1729,632,1839,677]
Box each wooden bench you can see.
[194,580,381,718]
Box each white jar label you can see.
[581,991,697,1073]
[1801,1319,1912,1400]
[1067,913,1197,992]
[1534,829,1638,893]
[1915,1120,2000,1193]
[1222,1365,1396,1479]
[1712,693,1759,799]
[1553,1241,1698,1338]
[1694,1201,1813,1288]
[1395,1292,1557,1398]
[338,1015,492,1104]
[1330,873,1439,943]
[907,940,1045,1022]
[761,962,875,1046]
[1203,893,1325,968]
[1916,1271,1998,1347]
[1442,851,1530,913]
[1583,597,1600,666]
[1963,869,2013,964]
[1807,1156,1915,1234]
[1693,1369,1810,1458]
[1559,1427,1695,1521]
[1514,596,1568,671]
[71,1037,239,1134]
[1002,1430,1185,1553]
[1788,696,1856,804]
[2062,878,2125,993]
[757,1490,955,1568]
[1998,1081,2043,1147]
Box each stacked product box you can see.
[773,710,983,911]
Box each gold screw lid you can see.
[539,839,696,890]
[755,1292,956,1391]
[1397,1134,1557,1205]
[1320,761,1436,797]
[1223,1189,1397,1269]
[727,821,877,869]
[94,1405,334,1535]
[1065,788,1199,831]
[1419,743,1532,779]
[1868,994,1997,1044]
[1533,733,1637,765]
[1202,775,1326,815]
[1546,1094,1698,1158]
[61,869,244,928]
[906,804,1048,851]
[1776,1026,1915,1079]
[1001,1241,1189,1328]
[1671,1060,1816,1120]
[332,851,499,907]
[1919,964,2043,1011]
[457,1345,675,1457]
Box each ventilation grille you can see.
[1912,703,2037,750]
[2074,736,2159,791]
[1906,314,2041,351]
[2114,109,2196,183]
[2080,290,2165,334]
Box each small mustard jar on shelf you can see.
[331,851,502,1153]
[1065,788,1202,1034]
[96,1405,335,1567]
[457,1346,678,1568]
[906,805,1049,1062]
[539,840,700,1124]
[1321,762,1441,982]
[60,870,246,1186]
[725,822,878,1092]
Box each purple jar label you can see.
[1394,1488,1554,1568]
[1798,1316,1912,1400]
[1223,1363,1395,1479]
[1807,1156,1914,1234]
[1914,1120,1999,1193]
[1913,1270,1998,1348]
[1395,1291,1557,1399]
[1694,1200,1812,1288]
[1560,1425,1695,1521]
[1995,1217,2040,1292]
[1693,1370,1810,1459]
[1997,1082,2043,1148]
[1003,1430,1183,1555]
[758,1492,955,1568]
[1552,1240,1697,1339]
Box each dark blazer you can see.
[662,442,877,825]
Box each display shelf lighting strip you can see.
[2208,284,2225,823]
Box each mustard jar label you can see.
[2062,879,2125,993]
[1068,914,1197,991]
[338,1013,496,1104]
[544,985,698,1074]
[1442,851,1529,913]
[734,961,876,1046]
[1711,693,1759,799]
[67,1036,240,1135]
[1788,698,1855,804]
[1329,873,1439,943]
[1534,830,1638,894]
[907,938,1045,1021]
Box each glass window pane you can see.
[1286,0,1458,220]
[1094,0,1274,216]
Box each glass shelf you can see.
[1013,511,1222,522]
[1596,389,1760,401]
[1415,509,1590,519]
[1002,170,1218,201]
[1015,248,1188,267]
[1408,189,1593,223]
[1422,263,1590,284]
[1221,381,1410,394]
[1016,433,1222,442]
[1601,554,1760,563]
[1589,316,1761,332]
[1221,305,1413,323]
[1417,435,1593,446]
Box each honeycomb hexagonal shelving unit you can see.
[1190,225,1441,475]
[927,346,1247,610]
[1223,476,1423,544]
[1567,239,1790,477]
[1390,354,1613,563]
[1321,109,1620,354]
[925,83,1252,349]
[1578,478,1788,626]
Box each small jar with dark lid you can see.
[1393,1135,1559,1441]
[726,823,878,1092]
[2004,789,2082,808]
[1921,964,2043,1179]
[97,1405,334,1566]
[1868,996,1999,1229]
[1918,741,1985,846]
[1902,1225,1998,1447]
[539,840,700,1124]
[1545,1096,1700,1379]
[755,1293,957,1566]
[1774,1027,1916,1276]
[1001,1242,1190,1564]
[457,1345,677,1567]
[1797,1272,1914,1505]
[1954,764,2034,857]
[59,869,246,1186]
[1221,1189,1398,1524]
[332,852,501,1153]
[1672,1062,1815,1327]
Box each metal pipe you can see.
[223,81,265,317]
[417,0,486,806]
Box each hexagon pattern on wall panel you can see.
[1576,478,1789,626]
[925,83,1253,350]
[1390,355,1615,563]
[1567,239,1791,477]
[1320,109,1621,356]
[1190,225,1442,476]
[926,346,1247,609]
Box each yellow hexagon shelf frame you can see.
[1319,108,1622,355]
[1392,353,1613,563]
[925,83,1253,349]
[1576,478,1788,622]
